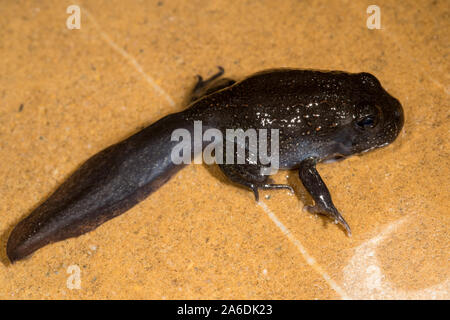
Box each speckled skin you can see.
[6,68,404,263]
[188,69,403,166]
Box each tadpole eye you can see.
[355,101,381,130]
[356,115,377,130]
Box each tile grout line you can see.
[258,201,351,299]
[83,8,176,107]
[428,76,449,96]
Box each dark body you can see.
[7,68,404,262]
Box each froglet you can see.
[6,67,404,262]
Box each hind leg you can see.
[189,66,236,103]
[218,163,293,202]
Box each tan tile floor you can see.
[0,0,448,299]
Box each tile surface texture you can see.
[0,0,448,299]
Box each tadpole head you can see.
[349,73,404,154]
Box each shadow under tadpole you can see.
[201,162,314,206]
[200,162,257,199]
[286,172,311,205]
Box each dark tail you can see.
[7,111,192,262]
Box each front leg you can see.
[298,158,352,236]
